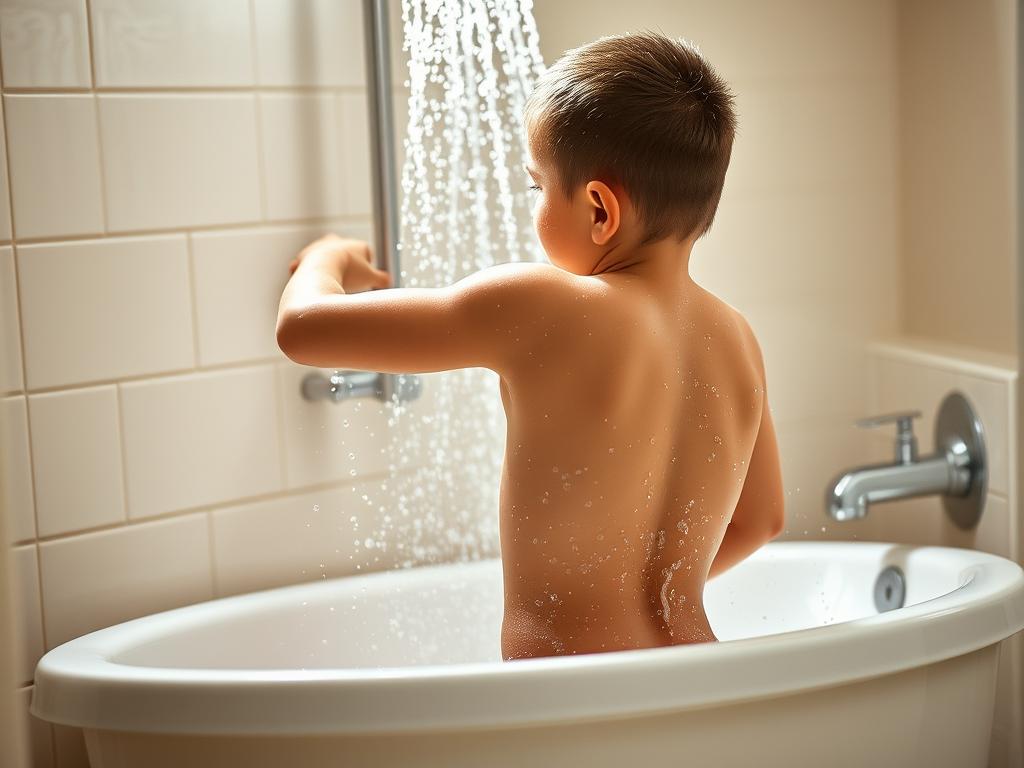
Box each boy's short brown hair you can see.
[524,31,737,246]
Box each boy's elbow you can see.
[276,310,308,364]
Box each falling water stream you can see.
[343,1,546,580]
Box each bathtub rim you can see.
[31,541,1024,736]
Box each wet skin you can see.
[276,132,785,662]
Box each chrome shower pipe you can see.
[300,0,422,406]
[364,0,401,292]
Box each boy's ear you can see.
[585,180,620,245]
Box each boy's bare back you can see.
[496,263,775,659]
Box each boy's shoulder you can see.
[460,260,581,290]
[453,260,592,316]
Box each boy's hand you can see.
[288,234,392,293]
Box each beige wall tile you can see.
[899,0,1016,355]
[743,300,872,428]
[38,513,212,647]
[17,236,194,389]
[252,0,365,87]
[91,0,253,87]
[12,545,43,685]
[259,94,344,221]
[212,483,374,596]
[727,79,897,197]
[4,95,103,239]
[277,359,391,489]
[0,247,23,393]
[16,686,54,768]
[0,0,91,88]
[119,366,283,518]
[946,492,1011,559]
[1,396,35,543]
[0,99,11,241]
[338,92,372,217]
[276,361,432,489]
[773,416,877,542]
[98,94,261,232]
[28,386,125,537]
[871,356,959,451]
[694,190,899,311]
[191,225,328,367]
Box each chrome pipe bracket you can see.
[936,391,987,530]
[301,371,423,405]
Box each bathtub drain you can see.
[873,566,906,612]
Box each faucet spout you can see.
[825,393,986,529]
[826,453,965,522]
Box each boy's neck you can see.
[589,233,697,284]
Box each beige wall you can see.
[898,0,1017,354]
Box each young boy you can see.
[276,30,784,661]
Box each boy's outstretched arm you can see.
[276,234,564,376]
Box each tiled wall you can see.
[0,1,443,765]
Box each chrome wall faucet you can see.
[826,392,987,529]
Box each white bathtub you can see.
[32,541,1024,768]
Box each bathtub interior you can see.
[107,543,971,671]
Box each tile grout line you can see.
[10,212,372,246]
[247,0,269,223]
[206,510,219,599]
[184,234,202,368]
[84,0,109,237]
[186,227,221,598]
[16,356,289,397]
[0,84,389,95]
[271,363,292,494]
[113,383,131,525]
[253,94,269,223]
[27,464,422,546]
